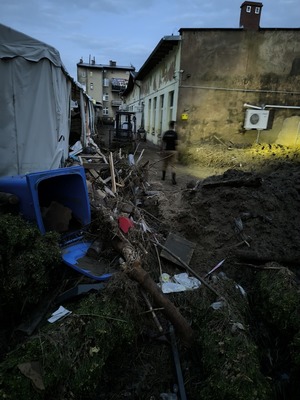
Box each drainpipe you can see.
[243,103,263,110]
[244,103,300,110]
[264,104,300,110]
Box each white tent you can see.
[0,24,73,176]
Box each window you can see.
[90,83,94,90]
[246,5,251,12]
[81,71,86,78]
[89,71,93,77]
[169,91,174,108]
[103,107,109,116]
[255,7,260,14]
[103,78,109,87]
[160,95,164,108]
[168,91,174,122]
[103,93,109,101]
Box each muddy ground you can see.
[132,140,300,399]
[140,140,300,281]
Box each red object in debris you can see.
[118,217,134,233]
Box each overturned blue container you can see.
[0,166,112,281]
[0,166,90,234]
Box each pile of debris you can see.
[1,143,300,400]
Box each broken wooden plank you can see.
[136,149,145,165]
[87,169,107,186]
[96,189,107,199]
[104,186,116,197]
[80,154,102,159]
[88,169,100,180]
[96,149,108,164]
[82,163,109,170]
[109,152,117,194]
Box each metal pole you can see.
[169,324,187,400]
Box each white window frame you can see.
[246,5,251,13]
[255,7,260,14]
[103,78,109,87]
[90,83,94,90]
[103,93,109,101]
[102,107,109,116]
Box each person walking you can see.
[161,120,178,185]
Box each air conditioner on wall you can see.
[244,109,270,130]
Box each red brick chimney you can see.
[240,1,263,30]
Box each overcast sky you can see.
[1,0,299,80]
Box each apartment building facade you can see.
[121,36,181,145]
[77,58,135,124]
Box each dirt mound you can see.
[144,143,300,283]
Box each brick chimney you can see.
[240,1,263,30]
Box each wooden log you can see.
[112,238,194,346]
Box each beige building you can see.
[122,36,181,145]
[77,58,135,124]
[123,1,300,148]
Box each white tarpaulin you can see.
[0,24,72,176]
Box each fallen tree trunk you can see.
[112,238,194,346]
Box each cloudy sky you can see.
[1,0,299,80]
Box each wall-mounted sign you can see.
[181,113,188,120]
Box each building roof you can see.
[178,27,300,32]
[123,26,300,96]
[121,71,137,97]
[135,35,181,80]
[76,61,135,71]
[240,1,263,7]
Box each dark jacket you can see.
[162,129,178,151]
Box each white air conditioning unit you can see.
[244,109,270,130]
